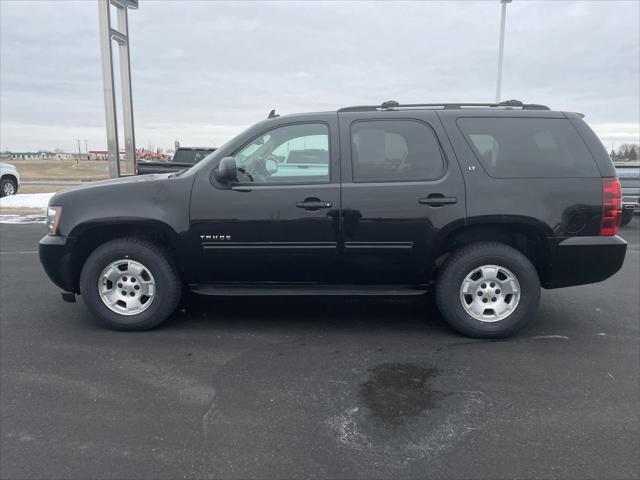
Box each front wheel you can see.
[435,242,540,338]
[79,237,182,330]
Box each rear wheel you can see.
[79,237,181,330]
[435,242,540,338]
[1,178,17,197]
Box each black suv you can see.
[39,100,627,338]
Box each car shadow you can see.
[159,293,456,337]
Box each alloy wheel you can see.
[459,264,521,322]
[98,259,156,315]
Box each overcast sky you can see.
[1,0,639,152]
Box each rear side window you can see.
[457,118,599,178]
[351,120,445,182]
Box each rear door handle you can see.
[419,195,457,206]
[296,198,333,211]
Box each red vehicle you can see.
[135,147,215,175]
[136,150,169,161]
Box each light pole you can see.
[495,0,512,103]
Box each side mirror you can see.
[265,158,279,175]
[214,156,238,183]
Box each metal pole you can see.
[116,5,136,176]
[495,0,511,103]
[98,0,120,178]
[77,139,81,165]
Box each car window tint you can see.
[233,124,329,184]
[458,118,599,178]
[351,120,445,182]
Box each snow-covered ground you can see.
[0,214,46,224]
[0,193,54,210]
[0,193,54,224]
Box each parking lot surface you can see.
[1,219,639,479]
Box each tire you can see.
[435,242,540,339]
[79,237,181,330]
[1,178,17,197]
[620,208,634,227]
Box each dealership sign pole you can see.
[98,0,138,178]
[495,0,511,103]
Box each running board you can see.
[189,284,428,297]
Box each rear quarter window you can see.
[457,117,599,178]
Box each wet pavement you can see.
[1,218,638,479]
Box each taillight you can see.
[600,178,622,236]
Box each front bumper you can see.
[39,234,76,293]
[544,235,627,289]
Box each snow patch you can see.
[0,193,54,210]
[0,214,46,224]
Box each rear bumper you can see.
[39,234,76,293]
[622,191,639,211]
[544,235,627,289]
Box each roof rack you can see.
[338,99,550,112]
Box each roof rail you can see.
[338,99,551,112]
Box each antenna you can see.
[268,109,279,119]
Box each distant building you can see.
[2,151,97,161]
[89,150,108,160]
[8,151,54,160]
[89,150,125,160]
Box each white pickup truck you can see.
[0,163,20,197]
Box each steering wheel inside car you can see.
[237,167,254,183]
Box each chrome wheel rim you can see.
[459,264,521,323]
[98,259,155,316]
[3,182,15,196]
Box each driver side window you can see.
[233,123,330,184]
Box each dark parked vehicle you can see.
[39,100,627,338]
[615,164,639,226]
[135,147,215,175]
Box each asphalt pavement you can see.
[1,219,639,479]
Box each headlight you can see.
[46,206,62,235]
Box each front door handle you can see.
[419,194,457,206]
[296,198,333,211]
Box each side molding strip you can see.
[344,241,413,249]
[202,241,337,252]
